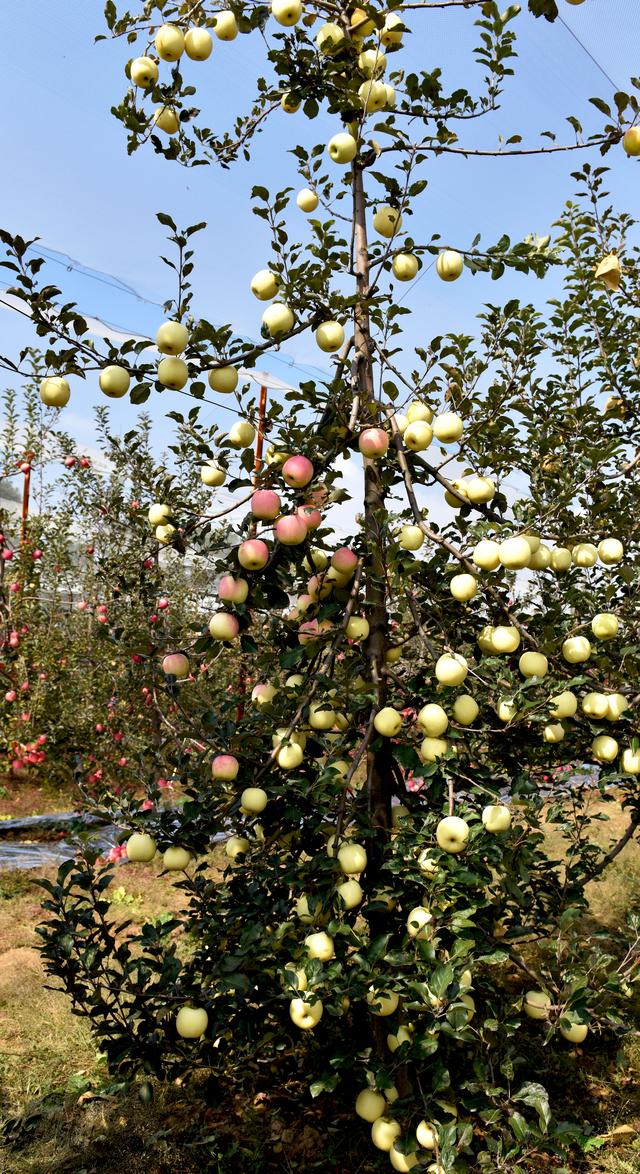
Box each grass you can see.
[0,797,639,1171]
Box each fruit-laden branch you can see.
[387,411,540,646]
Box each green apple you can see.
[436,250,463,281]
[40,376,70,407]
[482,804,511,833]
[436,815,469,853]
[176,1005,208,1038]
[153,107,180,135]
[473,539,501,569]
[356,1089,386,1122]
[99,365,130,398]
[130,56,159,87]
[163,846,192,870]
[126,832,157,862]
[562,636,591,663]
[327,132,357,164]
[499,536,531,569]
[148,501,172,525]
[373,205,401,238]
[201,461,226,486]
[157,357,188,389]
[523,990,551,1020]
[338,841,367,873]
[435,653,468,686]
[289,996,323,1029]
[374,706,402,736]
[240,787,268,814]
[296,187,319,212]
[251,268,280,300]
[305,931,334,961]
[208,365,239,393]
[392,252,418,281]
[559,1018,588,1044]
[184,27,213,59]
[315,321,345,353]
[453,694,478,725]
[271,0,303,25]
[519,651,548,678]
[155,24,184,61]
[450,573,477,601]
[598,537,623,564]
[262,302,295,337]
[418,703,448,737]
[213,11,238,39]
[371,1117,401,1152]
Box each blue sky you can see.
[0,0,638,466]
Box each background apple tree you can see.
[1,0,640,1169]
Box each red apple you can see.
[251,490,281,520]
[297,505,322,529]
[212,754,239,780]
[359,428,389,458]
[332,547,358,575]
[275,515,308,545]
[238,539,270,570]
[162,652,190,678]
[218,574,249,603]
[282,455,314,488]
[209,612,240,640]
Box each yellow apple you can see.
[251,268,280,300]
[262,302,295,337]
[316,22,346,53]
[433,412,463,443]
[290,996,323,1029]
[519,651,548,678]
[436,250,463,281]
[473,539,501,570]
[572,541,598,567]
[163,846,192,870]
[559,1019,588,1044]
[155,24,184,61]
[497,699,518,722]
[406,401,433,423]
[40,376,70,407]
[208,365,239,393]
[381,11,405,45]
[176,1005,208,1038]
[592,734,618,762]
[155,523,176,544]
[305,931,334,960]
[371,1117,401,1151]
[271,0,303,26]
[327,132,357,163]
[562,636,591,663]
[156,321,187,356]
[157,357,188,389]
[240,787,268,814]
[296,187,319,212]
[184,28,213,59]
[453,694,479,725]
[398,525,424,550]
[418,703,448,737]
[228,420,256,448]
[358,48,387,77]
[435,653,468,686]
[130,56,159,87]
[99,365,130,398]
[420,737,448,762]
[281,92,300,113]
[591,613,619,640]
[436,815,469,853]
[373,205,402,238]
[491,626,520,653]
[374,707,403,736]
[201,461,226,486]
[606,692,628,720]
[524,990,551,1020]
[465,476,496,503]
[403,421,433,451]
[390,1142,418,1172]
[356,1089,386,1122]
[350,8,376,38]
[598,537,623,564]
[213,11,238,39]
[622,747,640,774]
[153,107,180,134]
[358,79,388,112]
[549,690,577,718]
[337,841,367,873]
[337,878,363,908]
[623,126,640,156]
[582,692,609,719]
[367,988,399,1016]
[450,573,477,601]
[315,321,345,352]
[482,804,511,833]
[550,546,572,572]
[499,536,531,569]
[126,832,157,862]
[543,722,565,743]
[416,1121,437,1150]
[148,502,171,526]
[386,1025,413,1053]
[392,252,419,281]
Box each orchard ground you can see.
[1,784,640,1174]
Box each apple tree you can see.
[2,0,640,1168]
